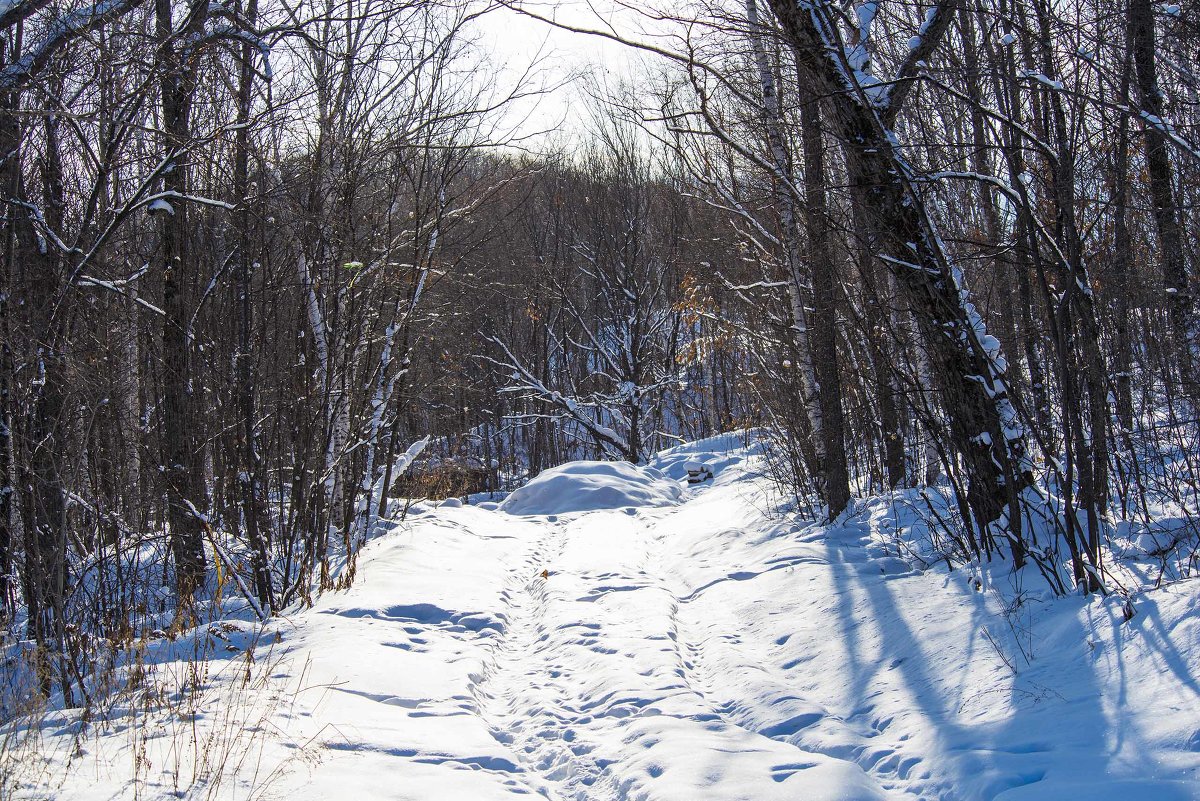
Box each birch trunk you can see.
[797,81,850,516]
[353,323,398,545]
[744,0,830,497]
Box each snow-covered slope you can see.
[15,436,1200,800]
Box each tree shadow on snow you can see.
[822,531,1114,800]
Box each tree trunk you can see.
[1111,49,1135,431]
[0,38,19,623]
[767,0,1033,542]
[745,0,849,509]
[1129,0,1194,396]
[798,82,849,517]
[234,0,273,612]
[157,0,209,608]
[1031,0,1109,589]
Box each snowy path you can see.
[462,503,885,801]
[470,517,625,800]
[40,445,1200,800]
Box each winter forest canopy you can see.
[0,0,1199,790]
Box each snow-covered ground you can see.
[11,435,1200,800]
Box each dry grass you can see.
[1,624,318,800]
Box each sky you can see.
[468,0,670,148]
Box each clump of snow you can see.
[146,197,174,215]
[499,460,682,515]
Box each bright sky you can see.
[469,0,669,148]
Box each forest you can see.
[0,0,1198,795]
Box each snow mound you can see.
[648,429,763,482]
[500,460,682,515]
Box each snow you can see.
[918,6,938,35]
[146,198,174,215]
[1023,71,1064,91]
[855,1,878,41]
[499,460,683,515]
[647,431,757,480]
[10,440,1200,800]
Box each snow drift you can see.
[499,460,683,515]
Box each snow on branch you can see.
[788,0,954,122]
[0,0,53,31]
[356,435,429,537]
[75,272,166,316]
[204,25,274,81]
[880,0,954,124]
[480,335,632,460]
[387,436,430,484]
[0,0,144,91]
[140,190,237,214]
[1136,109,1200,162]
[179,497,269,622]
